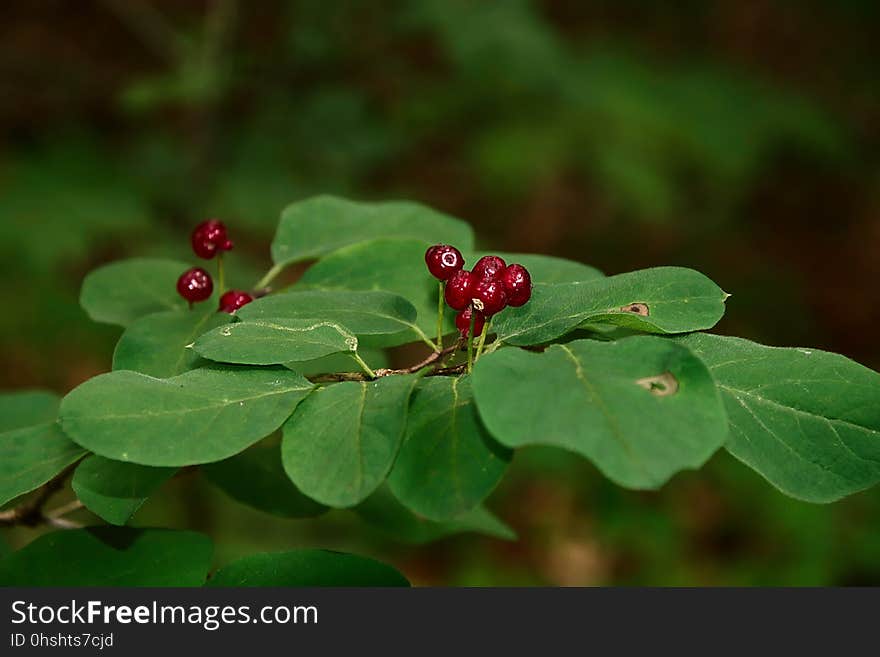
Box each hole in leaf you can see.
[620,303,649,316]
[635,371,679,396]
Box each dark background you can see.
[2,0,879,585]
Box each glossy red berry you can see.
[425,244,464,280]
[501,263,532,307]
[444,269,473,311]
[472,255,506,281]
[219,290,254,314]
[470,277,508,316]
[456,307,485,338]
[176,267,213,303]
[191,219,234,259]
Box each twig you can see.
[46,516,84,530]
[0,461,81,528]
[307,340,464,383]
[431,364,468,377]
[389,339,463,375]
[45,499,84,520]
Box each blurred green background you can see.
[2,0,880,585]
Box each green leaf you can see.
[207,549,409,587]
[282,375,419,507]
[298,239,457,340]
[0,391,86,506]
[202,442,327,518]
[473,337,728,489]
[493,266,728,346]
[113,307,230,377]
[195,319,359,366]
[678,333,880,503]
[467,251,604,283]
[71,455,176,525]
[80,258,191,327]
[60,366,314,467]
[355,485,516,543]
[238,289,428,347]
[0,528,212,586]
[271,195,474,267]
[388,376,511,520]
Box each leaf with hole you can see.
[195,319,360,366]
[473,336,728,488]
[493,266,727,346]
[387,376,511,521]
[71,455,177,525]
[80,258,192,327]
[0,391,86,506]
[202,442,327,518]
[282,375,420,508]
[59,366,314,467]
[113,307,230,377]
[238,289,427,347]
[0,528,212,586]
[207,549,409,587]
[271,195,474,267]
[679,333,880,503]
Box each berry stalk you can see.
[475,317,491,360]
[436,281,445,350]
[466,311,477,373]
[217,253,226,294]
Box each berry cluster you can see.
[425,245,532,338]
[176,220,253,314]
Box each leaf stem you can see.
[412,327,439,352]
[254,262,285,291]
[437,281,445,350]
[352,352,376,379]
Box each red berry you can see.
[501,263,532,307]
[425,244,464,280]
[470,277,508,316]
[456,307,485,338]
[219,290,254,314]
[191,219,234,260]
[472,255,506,281]
[176,267,213,303]
[444,269,473,311]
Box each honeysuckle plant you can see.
[1,195,878,586]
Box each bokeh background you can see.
[2,0,880,585]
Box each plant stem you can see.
[437,281,445,350]
[466,312,476,373]
[412,327,439,352]
[352,352,376,379]
[254,263,284,291]
[475,318,492,360]
[217,253,226,293]
[0,461,82,528]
